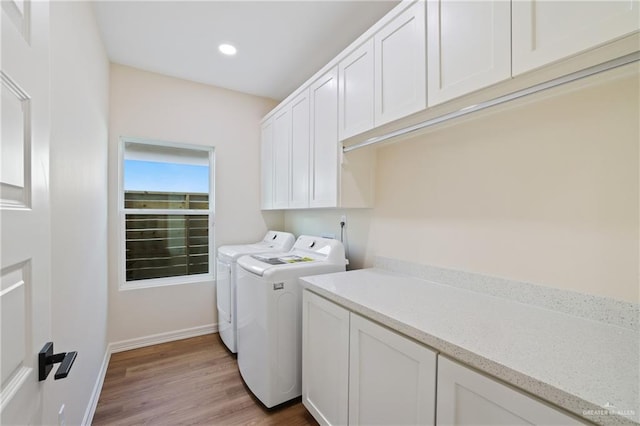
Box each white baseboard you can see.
[109,323,218,354]
[82,323,218,425]
[82,346,111,426]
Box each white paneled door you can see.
[1,0,52,424]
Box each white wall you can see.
[284,209,372,270]
[49,2,110,424]
[108,64,282,343]
[285,67,639,303]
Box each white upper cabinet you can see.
[338,39,375,141]
[427,0,511,106]
[437,357,585,425]
[310,67,339,208]
[260,120,274,210]
[512,0,640,75]
[272,107,291,209]
[338,2,427,141]
[261,69,372,211]
[262,0,639,210]
[374,0,427,126]
[289,89,311,209]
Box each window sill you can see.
[119,273,214,291]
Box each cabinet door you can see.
[338,39,374,141]
[302,291,350,426]
[349,314,436,425]
[289,90,310,209]
[309,67,339,208]
[272,107,291,209]
[437,357,585,425]
[427,0,511,106]
[513,1,640,75]
[260,120,274,210]
[374,1,427,126]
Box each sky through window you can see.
[124,160,209,193]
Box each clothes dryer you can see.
[216,231,295,353]
[236,235,346,407]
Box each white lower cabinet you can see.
[302,290,436,426]
[436,357,585,425]
[349,313,437,425]
[302,290,588,426]
[302,291,350,426]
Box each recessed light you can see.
[219,44,237,56]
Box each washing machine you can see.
[216,231,295,353]
[236,235,347,408]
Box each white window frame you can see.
[118,136,215,291]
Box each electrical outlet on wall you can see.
[340,215,347,226]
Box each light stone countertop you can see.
[300,268,639,425]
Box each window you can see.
[119,138,214,288]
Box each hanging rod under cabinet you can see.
[342,52,640,153]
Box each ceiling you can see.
[93,1,400,101]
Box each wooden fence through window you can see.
[125,191,209,281]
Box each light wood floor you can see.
[92,334,318,425]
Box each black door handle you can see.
[38,342,77,381]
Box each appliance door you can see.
[237,266,270,405]
[237,265,303,408]
[216,258,232,327]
